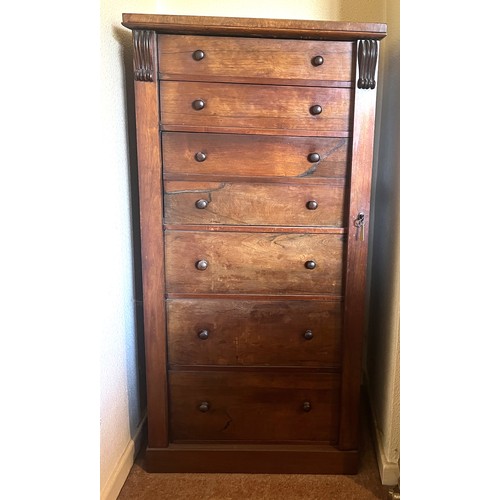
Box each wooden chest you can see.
[122,13,387,474]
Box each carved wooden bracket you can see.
[133,30,155,82]
[357,39,378,90]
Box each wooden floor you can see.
[117,395,393,499]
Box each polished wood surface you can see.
[167,298,342,367]
[339,40,380,450]
[164,181,346,227]
[132,33,169,448]
[162,133,350,180]
[124,13,386,474]
[169,370,340,442]
[122,13,387,41]
[158,35,354,87]
[160,81,352,136]
[146,445,359,474]
[165,230,344,295]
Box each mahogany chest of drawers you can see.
[122,13,386,474]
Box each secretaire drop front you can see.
[121,13,387,474]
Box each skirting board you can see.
[363,382,399,486]
[100,415,146,500]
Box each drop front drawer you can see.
[158,35,354,86]
[165,230,344,295]
[162,132,349,180]
[160,81,352,136]
[169,370,340,443]
[167,298,342,367]
[164,181,346,227]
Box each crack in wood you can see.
[166,182,227,196]
[297,140,347,177]
[222,411,233,431]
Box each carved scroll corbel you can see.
[133,30,156,82]
[357,39,378,90]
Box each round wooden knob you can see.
[304,330,313,340]
[306,200,318,210]
[311,55,324,66]
[303,401,312,412]
[199,401,210,412]
[198,329,209,340]
[195,199,209,209]
[194,151,207,162]
[192,99,205,110]
[307,153,320,163]
[309,105,322,116]
[305,260,316,270]
[195,259,208,270]
[192,49,205,61]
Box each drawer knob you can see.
[195,259,208,271]
[306,200,318,210]
[192,49,205,61]
[303,401,312,412]
[304,329,314,340]
[305,260,316,270]
[194,151,207,162]
[309,105,322,116]
[195,199,209,209]
[199,401,210,412]
[198,329,209,340]
[307,152,320,163]
[311,55,324,66]
[192,99,205,111]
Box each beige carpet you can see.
[118,399,391,499]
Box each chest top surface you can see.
[122,13,387,40]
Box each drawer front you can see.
[167,298,342,367]
[158,35,354,86]
[165,230,344,295]
[169,370,340,443]
[164,181,346,227]
[162,133,349,179]
[160,81,352,135]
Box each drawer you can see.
[167,298,342,367]
[164,181,346,227]
[160,81,352,136]
[162,132,349,179]
[158,35,354,86]
[169,370,340,443]
[165,230,344,295]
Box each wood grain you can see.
[158,35,354,86]
[132,32,169,447]
[164,180,347,227]
[124,14,386,474]
[164,230,345,295]
[122,13,387,41]
[160,81,352,136]
[145,445,359,473]
[338,40,380,451]
[166,298,342,367]
[162,132,350,180]
[169,370,340,443]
